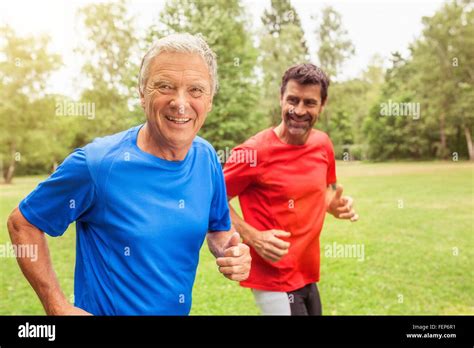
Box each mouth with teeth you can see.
[164,115,192,124]
[288,114,311,123]
[287,114,312,129]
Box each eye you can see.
[157,84,174,93]
[189,87,204,98]
[306,100,318,107]
[287,98,298,105]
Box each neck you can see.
[137,123,191,161]
[274,122,311,145]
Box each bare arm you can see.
[7,207,91,315]
[227,196,290,263]
[227,198,258,244]
[206,229,235,258]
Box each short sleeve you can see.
[326,137,337,186]
[19,148,96,237]
[208,152,231,232]
[223,145,259,198]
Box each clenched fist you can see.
[216,232,251,282]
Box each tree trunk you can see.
[463,124,474,161]
[439,112,448,159]
[3,144,16,184]
[3,161,15,184]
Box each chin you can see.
[169,131,197,145]
[167,133,192,144]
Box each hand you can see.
[216,232,251,282]
[249,229,291,263]
[328,185,359,222]
[48,302,92,316]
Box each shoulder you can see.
[241,128,274,149]
[81,125,141,185]
[83,125,138,159]
[193,135,220,161]
[193,135,217,153]
[311,129,333,148]
[312,128,330,141]
[231,128,275,163]
[192,135,222,170]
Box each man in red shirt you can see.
[222,63,359,315]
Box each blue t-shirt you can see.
[19,124,231,315]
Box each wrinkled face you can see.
[280,80,325,140]
[140,52,213,148]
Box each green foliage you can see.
[363,0,474,161]
[315,6,355,80]
[0,25,62,182]
[312,5,358,158]
[2,0,473,182]
[322,78,370,158]
[320,58,384,161]
[260,0,309,125]
[73,0,143,147]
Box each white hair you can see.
[139,32,218,95]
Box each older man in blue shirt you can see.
[7,33,251,315]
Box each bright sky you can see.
[0,0,447,98]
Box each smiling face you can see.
[140,51,213,150]
[279,80,326,143]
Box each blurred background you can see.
[0,0,472,315]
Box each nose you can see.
[293,101,307,117]
[170,90,188,115]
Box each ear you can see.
[139,88,146,109]
[320,104,326,115]
[207,98,213,113]
[320,95,329,114]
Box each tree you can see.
[73,0,142,147]
[261,0,309,55]
[317,56,384,160]
[325,79,370,159]
[0,25,62,183]
[410,0,474,159]
[315,6,355,80]
[363,0,473,161]
[363,50,443,161]
[260,0,309,125]
[147,0,264,151]
[313,6,355,139]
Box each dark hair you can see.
[280,63,330,104]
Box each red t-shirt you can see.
[223,128,337,292]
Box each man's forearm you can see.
[206,230,234,258]
[326,185,336,214]
[228,198,257,243]
[7,208,68,314]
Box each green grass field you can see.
[0,161,472,315]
